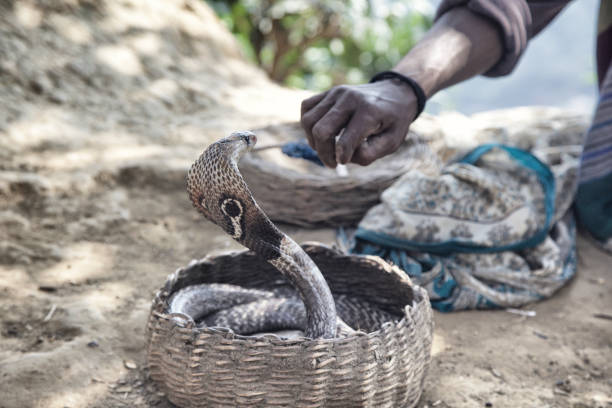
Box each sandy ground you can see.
[0,1,611,407]
[1,167,611,408]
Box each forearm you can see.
[392,6,503,99]
[300,1,572,167]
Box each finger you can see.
[335,112,384,164]
[301,92,327,115]
[300,91,337,148]
[351,127,405,166]
[311,105,354,167]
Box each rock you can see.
[28,74,52,95]
[533,330,549,340]
[490,367,503,379]
[114,385,132,393]
[124,360,138,370]
[48,90,68,104]
[554,378,572,394]
[0,241,34,265]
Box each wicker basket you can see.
[239,123,441,228]
[146,243,433,408]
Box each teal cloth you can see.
[351,144,578,312]
[354,144,556,255]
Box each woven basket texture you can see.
[239,123,441,228]
[146,243,433,408]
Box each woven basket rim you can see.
[150,288,428,346]
[148,242,430,346]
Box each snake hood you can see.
[186,131,338,338]
[187,131,259,244]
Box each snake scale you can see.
[171,132,398,339]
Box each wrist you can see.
[395,67,441,99]
[370,71,427,119]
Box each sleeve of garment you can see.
[435,0,572,77]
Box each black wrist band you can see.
[370,70,427,119]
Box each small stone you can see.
[533,330,548,340]
[485,403,493,408]
[589,367,603,378]
[115,385,132,393]
[555,378,572,393]
[124,360,137,369]
[29,77,48,94]
[48,91,68,104]
[490,367,503,378]
[87,340,99,348]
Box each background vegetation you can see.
[207,0,433,90]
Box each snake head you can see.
[186,131,257,238]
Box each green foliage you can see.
[207,0,433,90]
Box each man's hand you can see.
[300,80,418,168]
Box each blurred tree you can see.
[207,0,433,90]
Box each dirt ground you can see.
[0,1,611,407]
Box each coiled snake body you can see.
[174,132,396,339]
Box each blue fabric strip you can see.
[354,144,556,254]
[588,118,612,133]
[581,143,612,160]
[281,141,324,166]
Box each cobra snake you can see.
[171,131,397,339]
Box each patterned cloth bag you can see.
[352,144,580,311]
